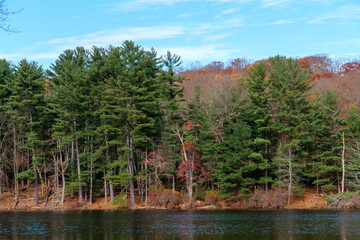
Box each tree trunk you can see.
[104,171,108,205]
[265,144,269,195]
[127,132,136,206]
[74,120,82,203]
[145,161,148,205]
[189,157,193,206]
[265,169,269,195]
[0,172,2,198]
[288,148,292,206]
[34,167,39,206]
[54,153,60,202]
[59,144,68,205]
[341,131,346,193]
[89,171,93,206]
[89,137,94,206]
[172,175,175,191]
[13,126,19,200]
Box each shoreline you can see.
[0,201,335,212]
[0,206,355,212]
[2,188,357,211]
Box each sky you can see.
[0,0,360,70]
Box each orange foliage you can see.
[339,62,360,75]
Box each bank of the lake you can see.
[0,188,332,211]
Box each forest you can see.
[0,40,359,209]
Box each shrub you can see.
[111,193,127,208]
[67,199,81,209]
[158,189,180,209]
[205,190,220,205]
[194,189,206,200]
[323,192,360,208]
[248,188,287,209]
[321,184,336,192]
[293,186,305,197]
[323,192,352,204]
[345,195,360,209]
[180,192,196,206]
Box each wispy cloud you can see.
[180,13,193,18]
[39,25,186,49]
[326,39,360,48]
[308,5,360,24]
[112,0,253,12]
[113,0,189,12]
[4,17,244,65]
[222,8,236,14]
[155,45,236,62]
[261,0,293,8]
[271,19,296,24]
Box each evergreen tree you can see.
[49,47,89,203]
[214,121,254,198]
[268,56,313,203]
[159,51,185,190]
[99,42,161,205]
[345,107,360,190]
[246,61,273,194]
[304,90,342,193]
[0,59,13,197]
[6,59,45,206]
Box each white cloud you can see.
[5,18,242,65]
[271,19,296,24]
[113,0,253,12]
[261,0,293,8]
[202,33,232,42]
[39,26,186,49]
[155,45,235,62]
[222,9,236,14]
[308,5,360,24]
[326,39,360,48]
[113,0,189,12]
[0,53,22,60]
[180,13,193,17]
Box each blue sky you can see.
[1,0,360,70]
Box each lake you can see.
[0,209,358,239]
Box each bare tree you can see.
[0,0,22,32]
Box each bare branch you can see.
[0,0,22,33]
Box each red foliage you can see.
[230,58,250,71]
[203,61,224,73]
[182,120,201,131]
[67,199,81,208]
[177,155,211,183]
[339,62,360,75]
[145,149,169,171]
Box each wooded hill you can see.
[0,41,359,207]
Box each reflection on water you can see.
[0,210,360,239]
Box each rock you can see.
[197,205,216,209]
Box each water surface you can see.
[0,209,358,239]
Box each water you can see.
[0,209,358,239]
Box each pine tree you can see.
[6,59,45,206]
[246,61,273,194]
[159,51,185,190]
[49,47,89,203]
[345,107,360,190]
[0,59,13,197]
[214,121,254,198]
[99,42,161,206]
[304,90,342,193]
[268,56,313,203]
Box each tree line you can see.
[0,41,359,207]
